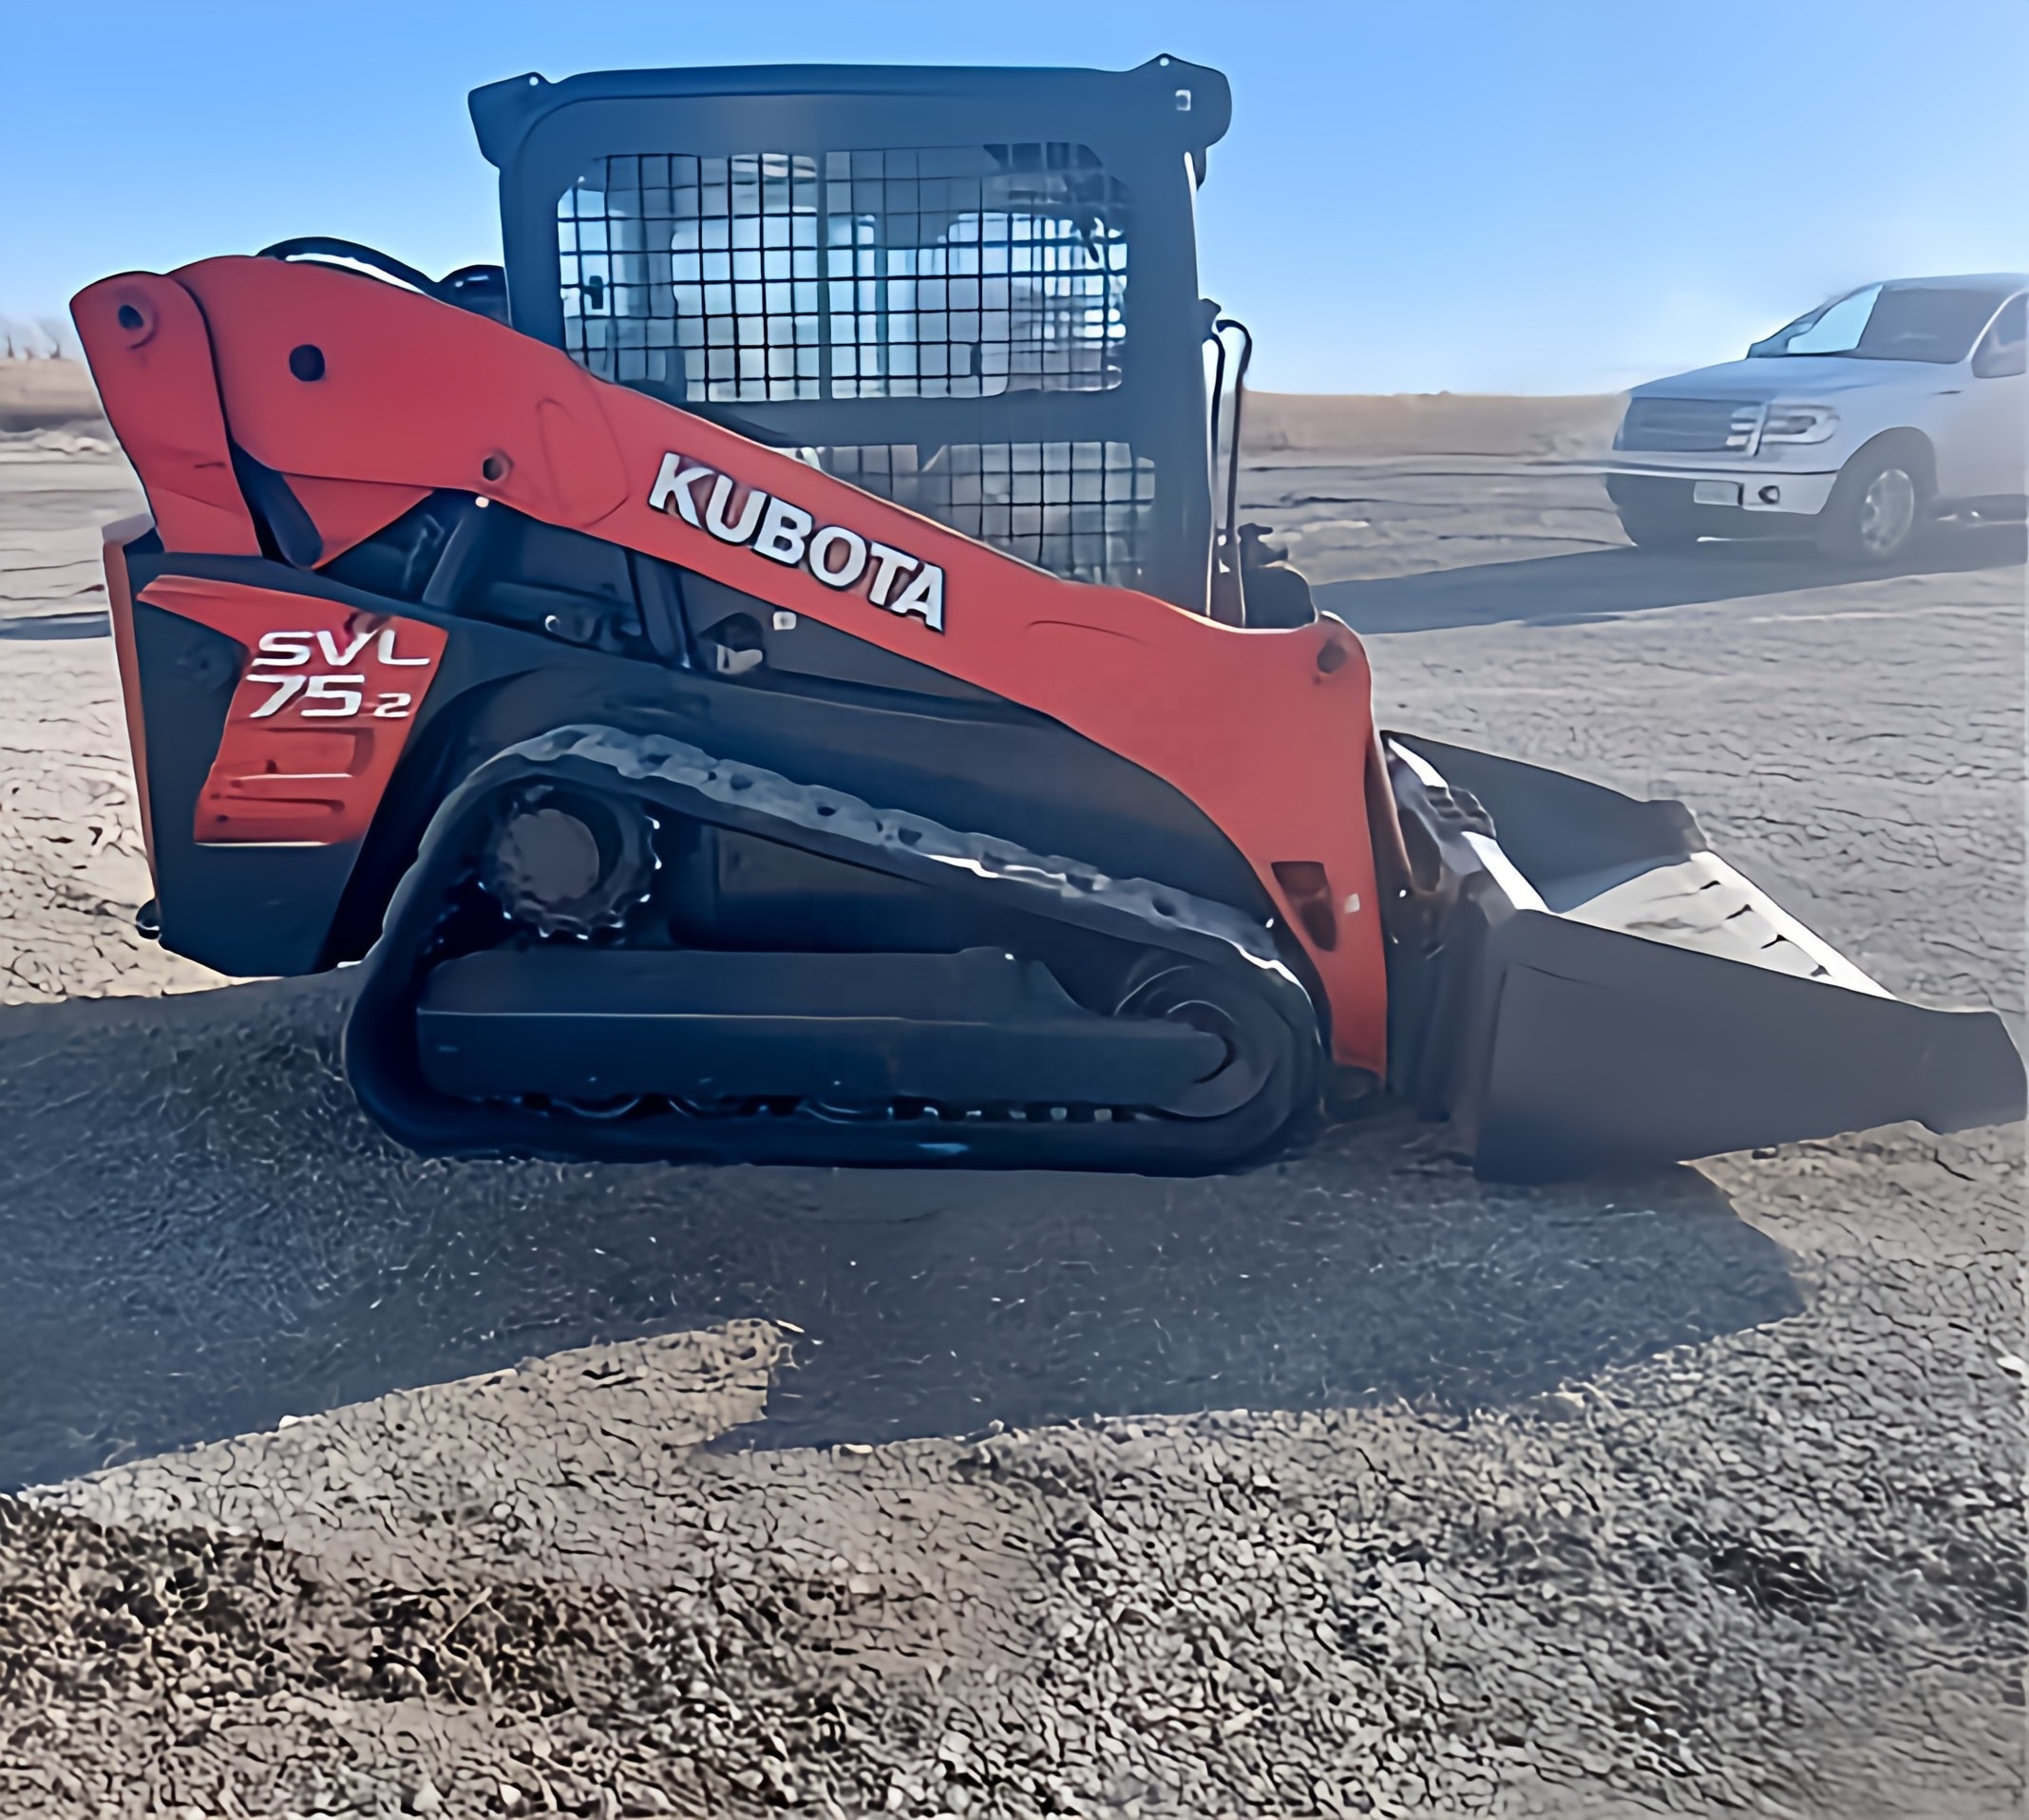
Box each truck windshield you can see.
[1750,282,2014,364]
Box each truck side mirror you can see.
[1970,297,2026,378]
[1972,338,2025,379]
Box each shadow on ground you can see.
[1318,522,2026,634]
[0,976,1801,1487]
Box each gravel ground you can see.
[0,408,2020,1818]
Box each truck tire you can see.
[1817,441,1926,562]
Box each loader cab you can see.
[468,57,1229,615]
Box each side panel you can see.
[136,577,448,845]
[165,256,1390,1071]
[113,546,1290,984]
[125,598,359,976]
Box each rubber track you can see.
[344,724,1322,1172]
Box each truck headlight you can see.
[1759,404,1838,446]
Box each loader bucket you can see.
[1382,735,2026,1183]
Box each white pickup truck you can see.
[1606,275,2026,560]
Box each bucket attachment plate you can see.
[1384,734,2026,1182]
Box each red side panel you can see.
[116,256,1389,1071]
[137,577,447,846]
[70,275,259,556]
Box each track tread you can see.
[345,724,1323,1174]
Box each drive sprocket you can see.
[479,786,654,938]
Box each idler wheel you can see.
[1112,959,1286,1119]
[481,787,654,937]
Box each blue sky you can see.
[3,0,2022,392]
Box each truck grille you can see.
[1617,397,1761,453]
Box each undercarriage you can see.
[344,726,1318,1171]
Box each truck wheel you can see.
[1616,502,1699,550]
[1818,446,1922,561]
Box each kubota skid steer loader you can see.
[71,57,2024,1180]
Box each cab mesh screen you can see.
[557,144,1130,404]
[814,442,1155,588]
